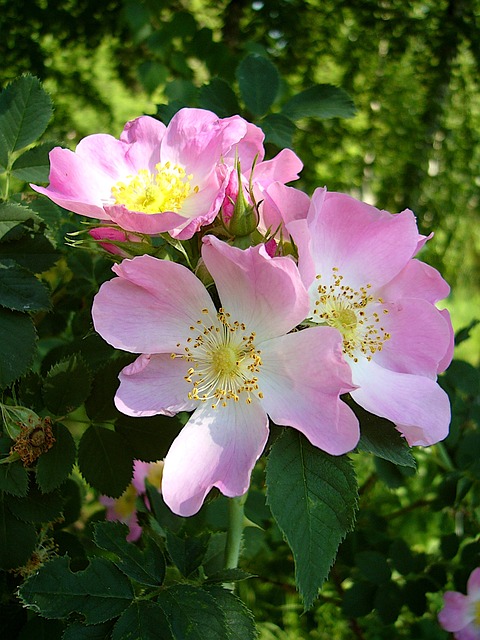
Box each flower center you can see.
[111,161,198,214]
[113,484,138,518]
[312,267,391,362]
[172,308,263,408]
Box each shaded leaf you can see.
[0,202,39,241]
[19,556,134,624]
[236,54,280,116]
[112,601,172,640]
[204,586,258,640]
[6,482,63,523]
[12,141,55,183]
[42,355,92,416]
[0,259,50,312]
[0,308,36,389]
[198,79,240,117]
[17,617,64,640]
[266,430,358,608]
[77,425,133,497]
[0,460,29,496]
[260,114,296,148]
[63,621,114,640]
[0,231,59,274]
[282,84,356,120]
[115,413,182,462]
[165,530,210,577]
[36,422,77,493]
[94,521,166,587]
[0,499,37,569]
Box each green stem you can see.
[224,493,247,570]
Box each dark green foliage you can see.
[36,422,77,493]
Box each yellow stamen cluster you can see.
[313,267,391,362]
[113,484,138,518]
[172,308,263,409]
[111,161,198,214]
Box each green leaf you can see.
[77,425,133,497]
[282,85,356,120]
[63,621,114,640]
[112,601,172,640]
[19,556,134,624]
[0,202,39,241]
[42,354,93,416]
[0,460,29,496]
[0,260,50,312]
[94,521,166,587]
[260,114,296,148]
[0,308,36,389]
[266,430,358,608]
[0,75,53,156]
[236,54,280,116]
[165,530,210,577]
[198,79,240,118]
[36,422,76,493]
[374,581,403,625]
[342,581,376,618]
[11,141,55,183]
[204,568,254,585]
[138,61,169,94]
[204,586,258,640]
[115,414,182,462]
[156,584,228,640]
[17,617,64,640]
[0,231,59,274]
[355,550,391,584]
[354,402,416,467]
[6,483,63,523]
[0,499,37,569]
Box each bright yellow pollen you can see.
[111,161,198,214]
[172,308,263,408]
[313,268,391,362]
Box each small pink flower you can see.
[100,460,164,541]
[92,236,359,516]
[288,188,454,447]
[31,109,249,239]
[89,227,144,257]
[439,568,480,639]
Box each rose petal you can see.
[438,592,473,632]
[161,400,269,516]
[379,258,450,304]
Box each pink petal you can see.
[379,259,450,304]
[437,308,455,374]
[253,148,303,185]
[225,120,266,168]
[161,109,247,181]
[132,461,152,493]
[31,147,113,219]
[351,359,450,446]
[115,354,197,417]
[201,235,310,341]
[455,622,480,640]
[468,568,480,599]
[296,188,422,290]
[92,255,216,353]
[260,183,310,233]
[438,592,472,632]
[257,327,359,455]
[372,299,453,378]
[161,401,269,516]
[76,133,134,178]
[120,116,166,173]
[105,204,187,234]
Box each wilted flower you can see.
[288,188,453,446]
[92,235,359,516]
[439,568,480,639]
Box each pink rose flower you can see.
[439,568,480,639]
[100,460,164,541]
[92,235,359,516]
[31,109,249,239]
[288,188,454,447]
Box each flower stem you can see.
[224,493,247,571]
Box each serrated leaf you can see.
[204,568,254,584]
[198,79,240,117]
[0,499,37,569]
[0,260,50,312]
[0,202,39,241]
[0,308,37,389]
[0,459,29,496]
[12,141,55,182]
[94,522,165,587]
[354,403,416,468]
[62,621,114,640]
[42,355,92,416]
[165,530,210,577]
[36,422,76,493]
[77,425,133,497]
[115,414,182,462]
[112,601,172,640]
[19,556,134,624]
[260,114,296,148]
[156,584,228,640]
[204,586,257,640]
[6,482,63,523]
[266,430,358,608]
[236,54,280,116]
[355,550,391,584]
[0,231,59,274]
[0,75,53,155]
[282,85,356,120]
